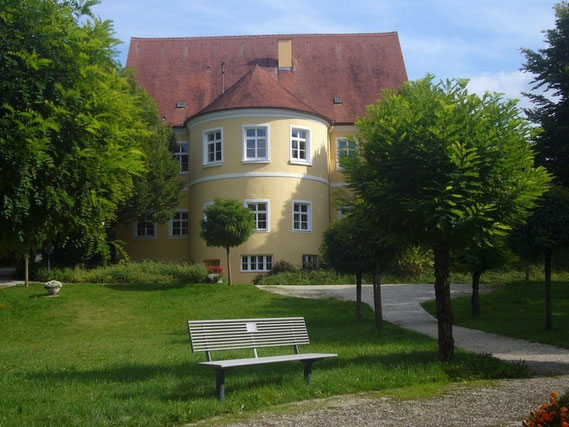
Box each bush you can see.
[523,391,569,427]
[34,261,207,285]
[391,246,433,278]
[255,269,354,285]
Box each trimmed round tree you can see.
[200,198,255,285]
[321,213,376,323]
[344,76,550,361]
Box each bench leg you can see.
[215,370,225,401]
[302,361,313,385]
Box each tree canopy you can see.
[200,198,255,285]
[321,212,376,322]
[344,76,550,360]
[0,0,182,275]
[521,1,569,330]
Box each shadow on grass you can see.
[23,349,452,400]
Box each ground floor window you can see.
[292,200,312,232]
[169,210,188,238]
[302,254,319,270]
[135,213,156,238]
[241,255,273,272]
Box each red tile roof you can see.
[126,33,408,126]
[194,66,327,122]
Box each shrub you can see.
[34,261,207,285]
[255,269,354,286]
[523,391,569,427]
[391,246,433,278]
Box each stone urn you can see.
[44,280,62,296]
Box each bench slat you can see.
[188,317,311,353]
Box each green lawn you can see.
[1,283,527,426]
[422,281,569,349]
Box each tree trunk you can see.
[373,260,383,330]
[471,270,481,318]
[25,254,29,288]
[433,247,454,361]
[525,261,530,281]
[356,271,362,322]
[226,246,232,285]
[544,248,552,330]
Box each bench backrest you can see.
[188,317,310,360]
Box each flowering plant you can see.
[44,280,63,289]
[208,266,224,275]
[523,392,569,427]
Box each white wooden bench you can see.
[187,317,337,400]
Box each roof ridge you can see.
[129,32,399,42]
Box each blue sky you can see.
[92,0,558,109]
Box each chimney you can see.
[277,39,292,70]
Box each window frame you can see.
[244,199,270,233]
[203,201,214,220]
[202,127,223,167]
[336,137,357,171]
[173,142,189,174]
[302,254,319,270]
[292,200,312,233]
[169,209,189,238]
[242,124,270,163]
[289,125,311,165]
[241,255,273,272]
[134,213,157,239]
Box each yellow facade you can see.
[117,108,356,283]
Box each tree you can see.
[321,213,376,323]
[0,0,156,284]
[200,198,255,285]
[452,238,511,318]
[344,76,550,361]
[521,1,569,330]
[113,72,183,230]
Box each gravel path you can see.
[208,284,569,427]
[259,284,569,375]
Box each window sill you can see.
[242,159,270,164]
[133,236,158,240]
[289,160,312,166]
[168,235,189,239]
[203,162,223,168]
[292,230,312,234]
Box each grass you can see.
[422,281,569,349]
[0,283,528,426]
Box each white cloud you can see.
[467,70,534,109]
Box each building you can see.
[116,33,407,283]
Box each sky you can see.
[92,0,559,110]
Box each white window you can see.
[241,255,273,272]
[173,142,189,173]
[336,138,357,170]
[203,201,214,220]
[292,200,312,232]
[337,205,352,219]
[244,200,270,232]
[169,210,188,238]
[203,128,223,166]
[302,254,319,270]
[134,214,156,239]
[243,125,269,162]
[290,126,311,164]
